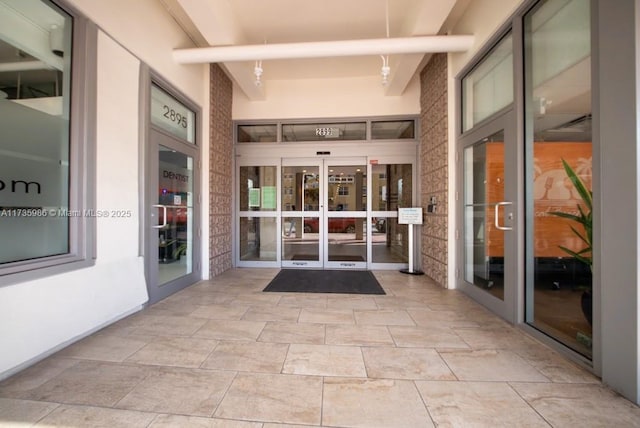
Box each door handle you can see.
[494,201,513,231]
[152,204,167,229]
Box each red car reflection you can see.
[302,218,364,233]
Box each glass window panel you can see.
[0,0,72,264]
[281,166,319,211]
[239,166,277,211]
[151,84,196,143]
[371,164,412,211]
[524,0,592,358]
[372,218,408,263]
[239,217,277,261]
[327,165,366,211]
[463,131,505,300]
[462,33,513,132]
[281,216,319,261]
[371,120,415,139]
[282,122,366,142]
[158,146,193,285]
[327,217,367,262]
[238,124,277,143]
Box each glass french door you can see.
[146,130,200,304]
[281,158,368,269]
[458,111,517,321]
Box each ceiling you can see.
[161,0,463,99]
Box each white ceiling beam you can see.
[0,2,64,71]
[173,0,265,100]
[173,35,474,64]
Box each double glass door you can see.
[281,159,368,269]
[237,156,414,270]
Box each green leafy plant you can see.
[173,243,187,260]
[549,159,593,274]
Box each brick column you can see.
[420,53,448,287]
[209,64,233,276]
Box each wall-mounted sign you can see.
[151,84,195,143]
[398,207,423,225]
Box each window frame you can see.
[0,0,97,286]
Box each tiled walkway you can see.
[1,269,639,427]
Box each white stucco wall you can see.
[0,0,209,378]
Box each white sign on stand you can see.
[398,208,424,275]
[398,207,423,225]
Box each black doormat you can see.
[263,269,385,295]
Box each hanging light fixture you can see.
[380,0,391,86]
[380,55,390,86]
[254,59,263,86]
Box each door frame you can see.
[145,129,201,304]
[457,109,518,322]
[235,139,419,270]
[141,71,202,305]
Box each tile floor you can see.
[1,268,639,427]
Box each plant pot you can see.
[581,290,592,326]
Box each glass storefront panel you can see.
[463,131,506,300]
[0,0,73,264]
[371,120,415,139]
[281,166,320,211]
[372,217,408,263]
[239,217,277,261]
[237,124,277,143]
[462,33,513,132]
[157,146,193,285]
[371,164,412,210]
[239,166,277,211]
[327,217,367,263]
[281,216,320,261]
[524,0,592,358]
[327,165,366,212]
[151,84,196,143]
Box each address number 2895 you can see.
[163,105,187,128]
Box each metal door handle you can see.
[494,201,513,231]
[152,204,167,229]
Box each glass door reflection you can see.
[281,164,322,267]
[325,163,367,268]
[463,131,508,300]
[156,145,193,285]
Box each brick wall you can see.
[209,64,233,276]
[420,53,448,287]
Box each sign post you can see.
[398,207,424,275]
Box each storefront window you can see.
[239,166,277,212]
[524,0,592,358]
[0,0,73,265]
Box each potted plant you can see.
[549,159,592,324]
